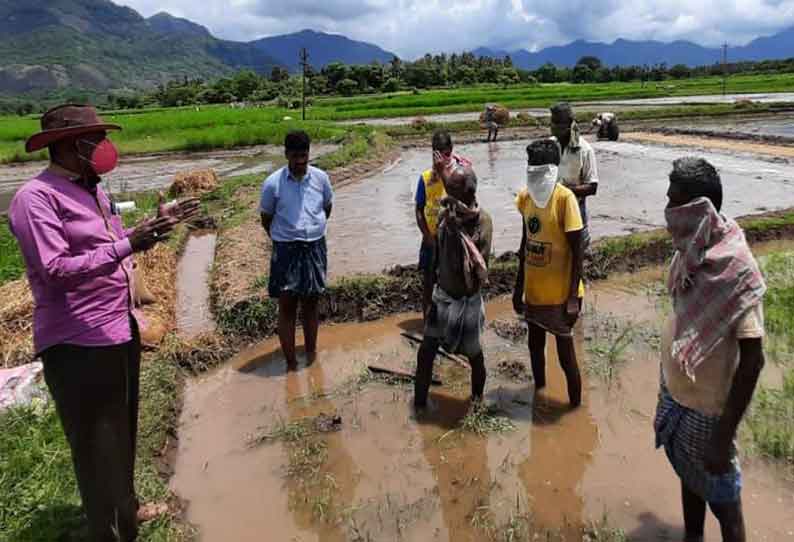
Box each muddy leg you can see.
[527,323,547,390]
[301,296,320,364]
[468,351,486,402]
[554,335,582,407]
[278,295,299,370]
[681,482,706,542]
[422,269,433,321]
[414,337,439,408]
[709,498,745,542]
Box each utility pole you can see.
[721,43,728,96]
[300,47,309,121]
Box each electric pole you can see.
[300,48,309,121]
[722,43,728,96]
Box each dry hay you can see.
[479,105,510,126]
[0,279,35,368]
[136,241,179,348]
[0,238,180,367]
[169,169,219,197]
[212,212,270,311]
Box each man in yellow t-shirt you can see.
[512,138,585,407]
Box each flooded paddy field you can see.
[339,92,794,127]
[671,113,794,140]
[325,137,794,278]
[171,265,794,541]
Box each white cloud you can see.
[117,0,794,58]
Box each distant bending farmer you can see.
[513,138,585,407]
[591,112,619,141]
[484,104,499,142]
[550,102,599,248]
[414,160,493,409]
[8,104,199,541]
[260,130,334,371]
[655,158,766,542]
[415,130,470,319]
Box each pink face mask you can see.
[78,138,119,175]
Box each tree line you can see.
[4,53,794,114]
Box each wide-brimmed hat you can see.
[25,104,121,153]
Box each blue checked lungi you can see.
[654,385,742,503]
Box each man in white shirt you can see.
[550,102,599,248]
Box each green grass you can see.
[743,251,794,465]
[745,370,794,463]
[0,353,189,542]
[0,106,347,163]
[2,72,793,163]
[0,217,24,286]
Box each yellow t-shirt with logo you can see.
[516,184,585,306]
[421,169,447,236]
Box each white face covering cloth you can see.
[525,164,559,208]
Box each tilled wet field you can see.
[171,265,794,541]
[325,137,794,278]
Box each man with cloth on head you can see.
[414,156,492,410]
[512,138,585,407]
[415,130,471,319]
[655,157,766,542]
[8,104,199,541]
[550,102,599,248]
[260,130,333,371]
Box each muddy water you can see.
[172,270,794,541]
[338,92,794,127]
[677,114,794,139]
[325,138,794,277]
[0,143,338,213]
[176,233,217,337]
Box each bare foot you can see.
[137,502,170,523]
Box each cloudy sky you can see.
[118,0,794,58]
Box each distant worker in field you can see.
[591,112,619,141]
[415,130,471,319]
[414,160,492,410]
[260,130,334,371]
[512,138,585,407]
[8,104,199,541]
[655,157,766,542]
[484,104,499,142]
[550,102,599,248]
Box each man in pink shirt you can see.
[8,104,197,542]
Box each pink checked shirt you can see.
[9,169,137,355]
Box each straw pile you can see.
[0,279,34,368]
[169,169,219,197]
[480,105,510,125]
[0,239,180,367]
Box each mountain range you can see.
[2,0,794,97]
[473,27,794,69]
